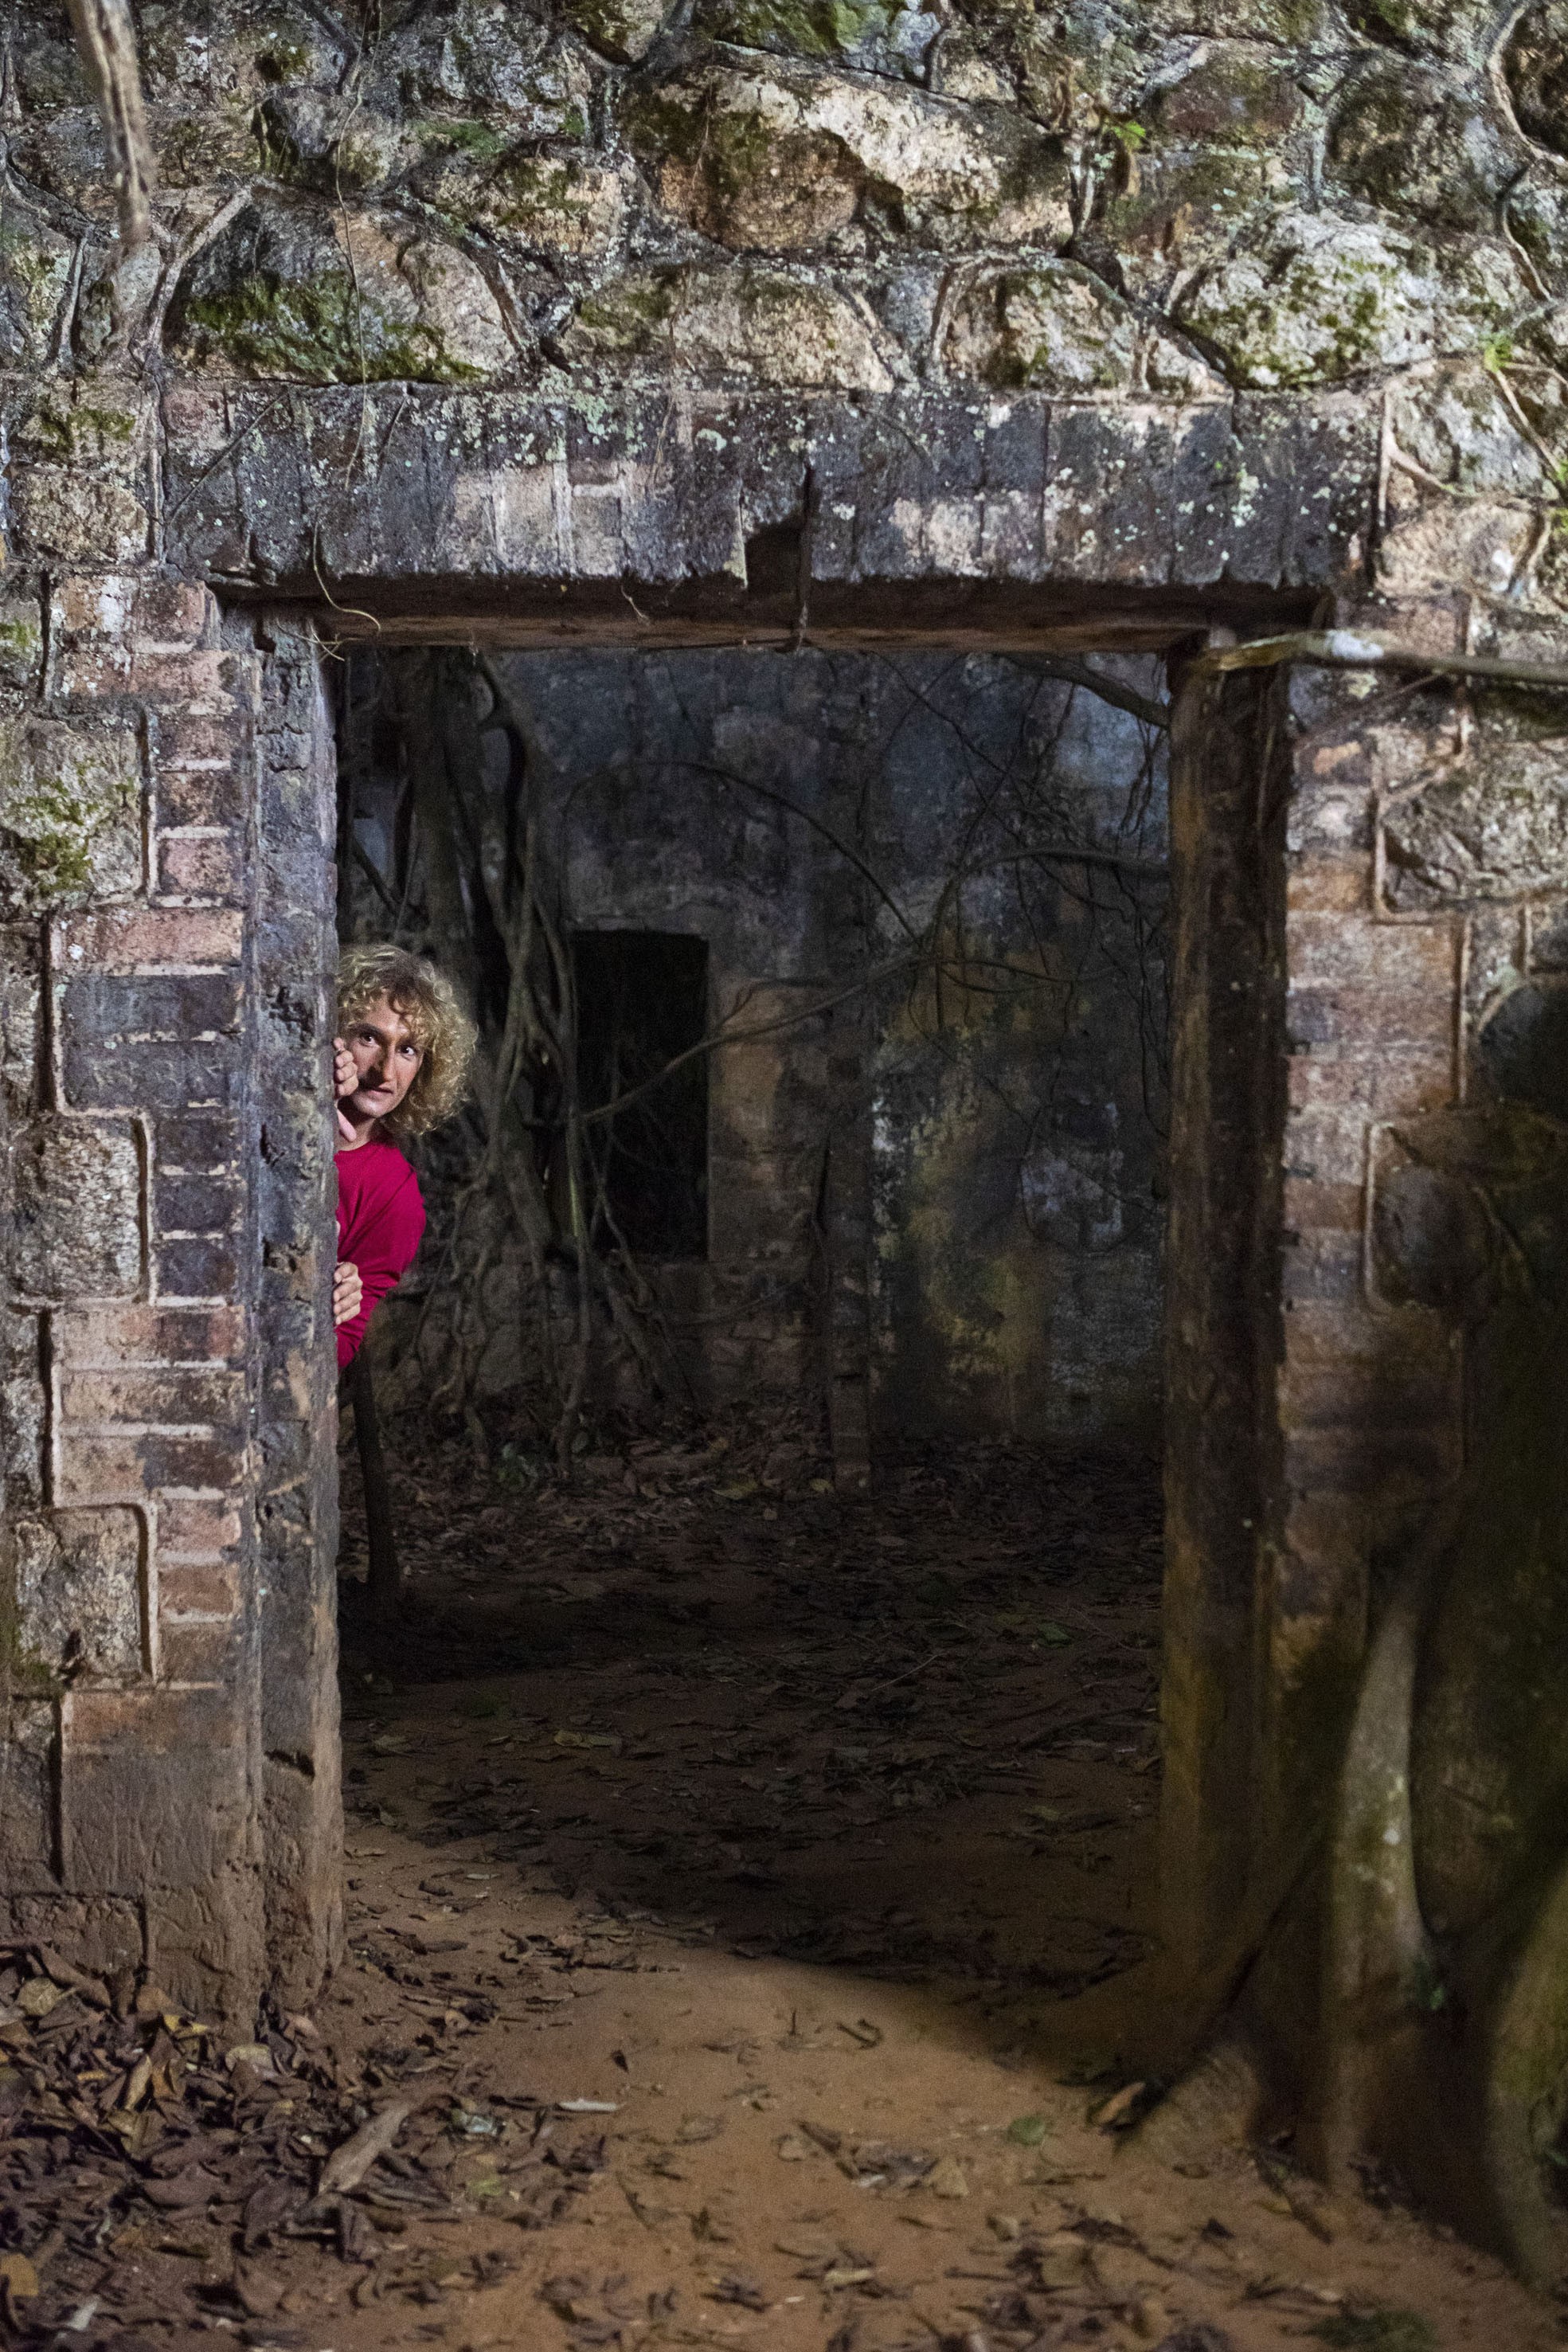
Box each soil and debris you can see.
[0,1408,1555,2352]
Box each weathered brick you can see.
[157,1617,243,1685]
[54,1302,244,1368]
[1287,981,1455,1055]
[155,1560,240,1617]
[60,1366,244,1429]
[63,1037,242,1113]
[55,906,242,971]
[154,1111,241,1172]
[156,1495,243,1558]
[154,1169,243,1235]
[1286,855,1369,914]
[1288,914,1459,987]
[155,761,244,829]
[1281,1231,1363,1302]
[54,1427,244,1504]
[157,832,242,900]
[1281,1423,1459,1497]
[54,636,229,705]
[1283,1176,1363,1231]
[58,972,240,1043]
[154,1233,240,1298]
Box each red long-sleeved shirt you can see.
[335,1137,425,1370]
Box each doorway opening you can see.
[572,929,711,1265]
[330,633,1171,2155]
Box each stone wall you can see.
[0,579,338,2021]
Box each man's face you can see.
[341,993,424,1125]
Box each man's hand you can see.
[333,1260,363,1329]
[333,1034,357,1141]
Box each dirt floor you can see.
[1,1408,1559,2352]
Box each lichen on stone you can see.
[694,0,941,80]
[562,0,673,60]
[625,59,1071,253]
[1382,740,1568,908]
[415,144,632,260]
[1174,209,1526,389]
[0,719,142,917]
[166,202,517,385]
[559,261,899,388]
[940,258,1222,398]
[0,190,75,369]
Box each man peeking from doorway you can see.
[330,944,476,1368]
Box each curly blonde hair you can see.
[336,944,476,1139]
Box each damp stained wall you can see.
[342,646,1167,1446]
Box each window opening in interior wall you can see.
[572,930,710,1262]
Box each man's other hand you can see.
[334,1260,363,1329]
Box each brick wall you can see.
[0,577,338,2020]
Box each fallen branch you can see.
[317,2088,432,2197]
[1196,629,1568,692]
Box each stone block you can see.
[625,60,1069,255]
[10,468,149,565]
[60,1687,250,1893]
[0,1895,141,1976]
[166,200,518,386]
[560,266,901,392]
[11,1115,142,1300]
[1174,209,1526,390]
[1382,742,1568,909]
[12,1507,146,1681]
[940,262,1222,399]
[0,1700,57,1889]
[0,591,45,691]
[0,922,41,1113]
[0,717,143,918]
[1475,979,1568,1122]
[143,1880,264,2028]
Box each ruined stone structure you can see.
[4,0,1568,2279]
[340,646,1168,1449]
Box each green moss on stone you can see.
[181,268,487,385]
[572,269,680,346]
[698,0,896,59]
[3,778,116,901]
